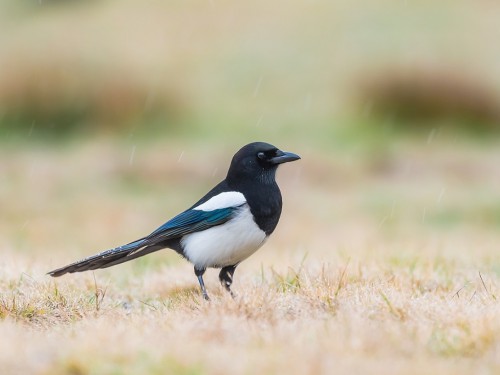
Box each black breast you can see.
[196,171,284,236]
[239,181,283,235]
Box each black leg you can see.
[194,267,210,301]
[219,265,237,298]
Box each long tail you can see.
[48,239,164,277]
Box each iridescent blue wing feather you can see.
[48,205,244,276]
[142,206,241,245]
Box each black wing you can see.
[48,206,242,276]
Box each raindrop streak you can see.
[212,168,218,177]
[422,207,427,223]
[256,114,264,127]
[144,89,156,112]
[378,216,388,229]
[390,200,396,219]
[437,187,446,204]
[129,145,136,165]
[427,128,436,144]
[178,151,185,163]
[21,220,30,231]
[253,76,263,98]
[28,121,35,137]
[304,93,312,111]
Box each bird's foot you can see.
[202,291,211,301]
[219,266,236,299]
[222,281,236,299]
[195,268,211,301]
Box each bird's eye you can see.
[258,149,279,161]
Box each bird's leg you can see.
[219,265,236,298]
[194,267,210,301]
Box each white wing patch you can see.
[181,204,267,269]
[194,191,246,211]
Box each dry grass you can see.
[1,138,499,374]
[2,0,500,135]
[1,1,500,373]
[1,258,498,375]
[356,65,500,127]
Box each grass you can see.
[1,1,500,373]
[0,257,498,374]
[1,136,499,375]
[2,0,500,139]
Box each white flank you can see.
[194,191,246,211]
[181,204,267,269]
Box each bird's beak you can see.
[269,150,301,165]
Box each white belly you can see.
[181,204,267,269]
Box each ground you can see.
[1,136,499,375]
[1,1,500,373]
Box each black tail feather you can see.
[98,244,165,269]
[47,238,164,277]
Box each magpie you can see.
[48,142,300,300]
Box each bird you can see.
[48,142,300,300]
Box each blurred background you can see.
[1,0,499,273]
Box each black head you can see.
[226,142,300,185]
